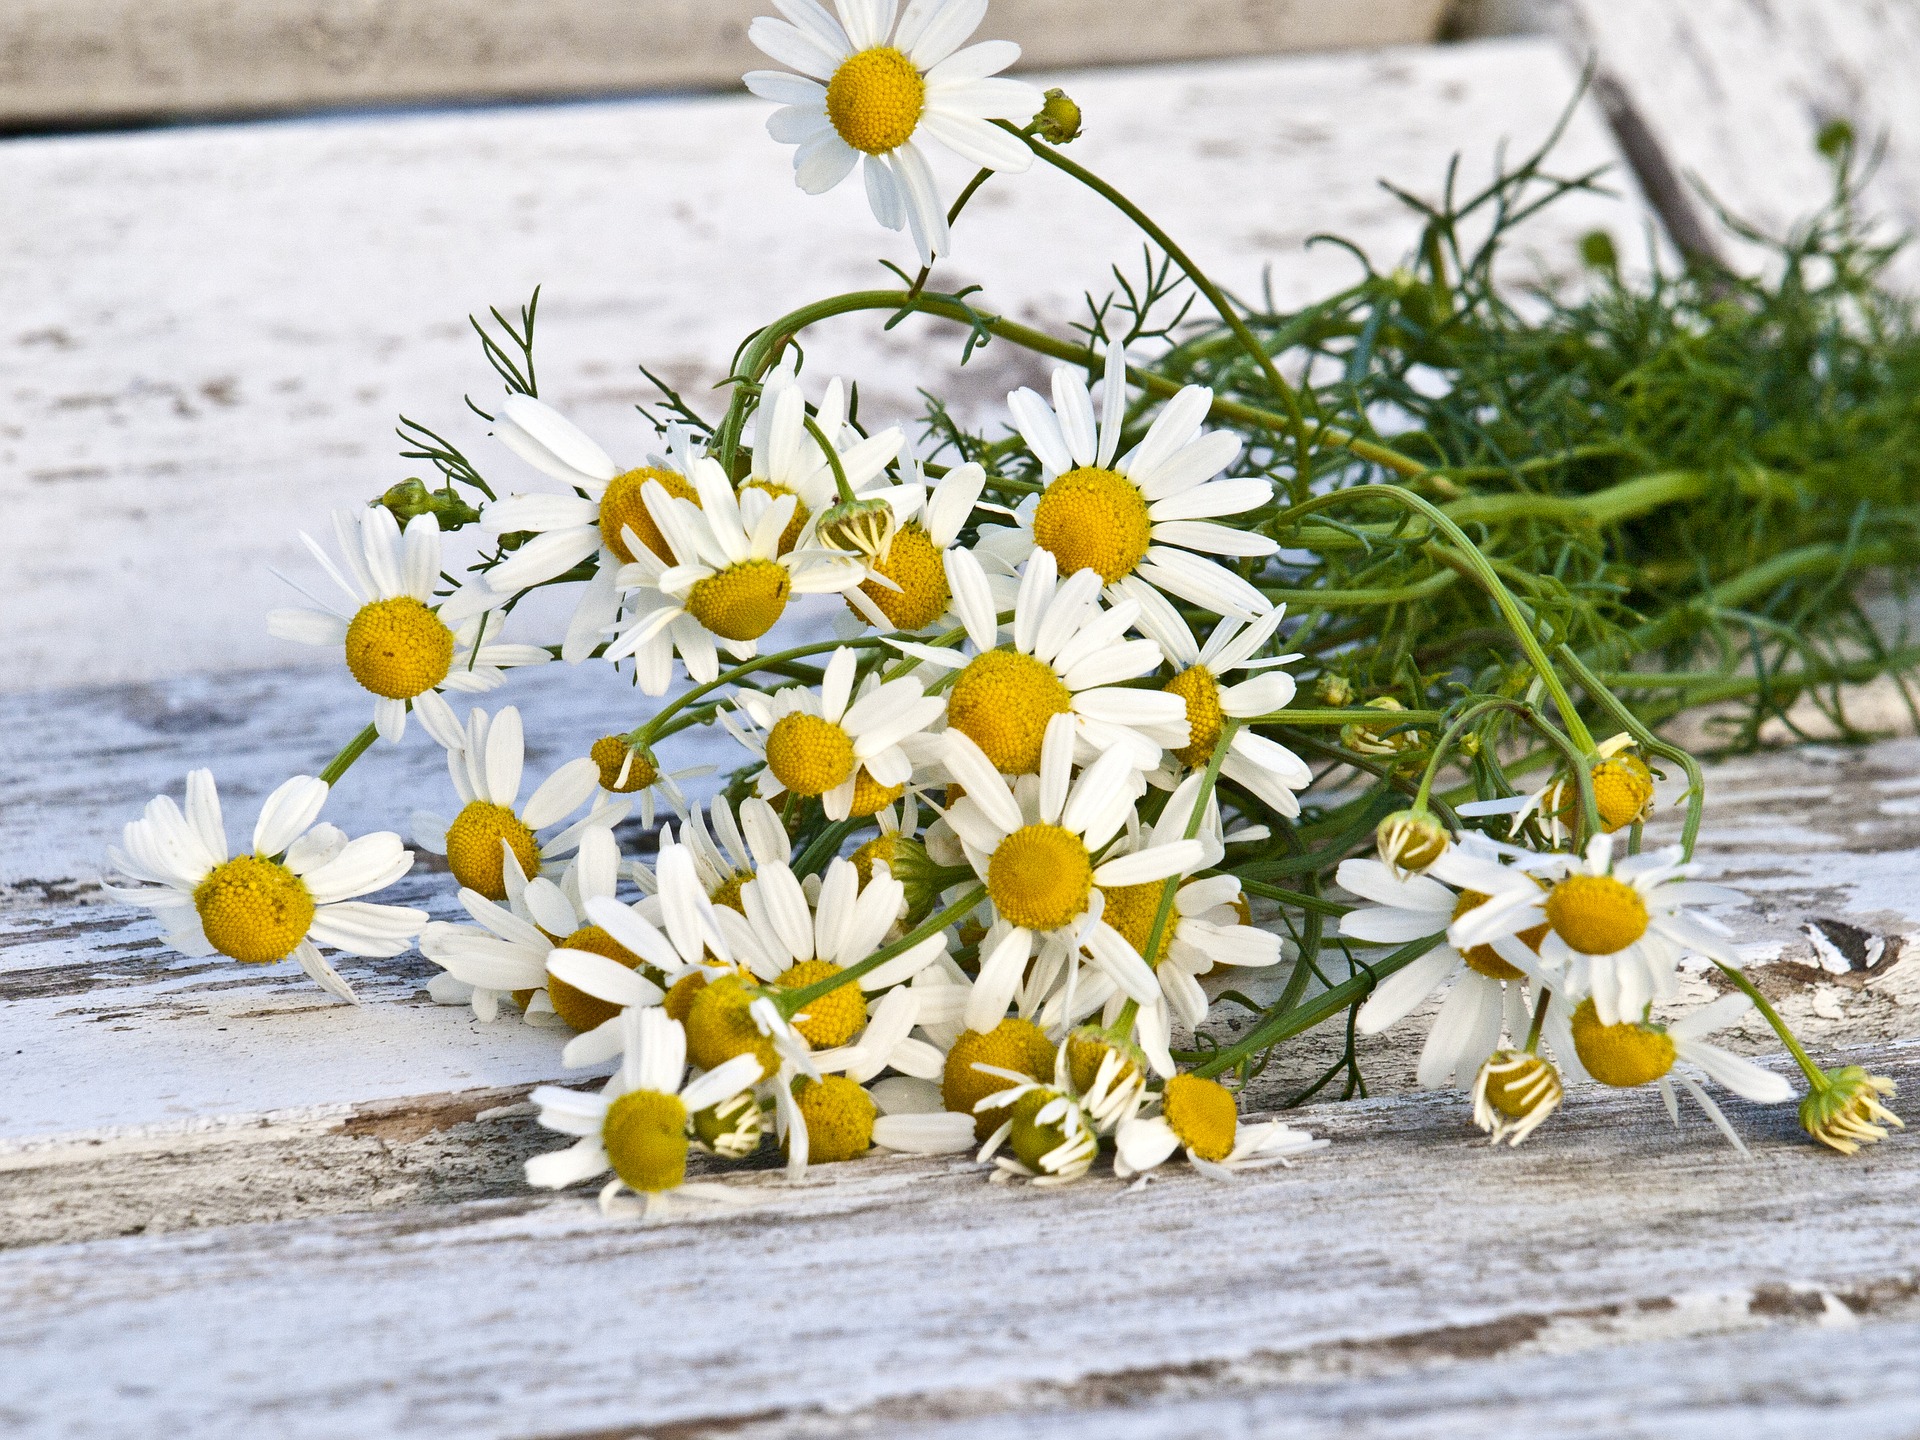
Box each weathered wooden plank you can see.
[0,1041,1912,1437]
[0,0,1451,127]
[0,39,1645,692]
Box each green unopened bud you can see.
[814,495,898,562]
[1314,673,1354,707]
[378,478,481,530]
[1801,1066,1902,1155]
[1033,88,1082,145]
[1376,807,1450,877]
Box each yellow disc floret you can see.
[193,855,316,963]
[590,736,658,794]
[778,959,867,1049]
[600,1088,690,1193]
[764,713,857,797]
[547,924,654,1034]
[788,1074,876,1164]
[825,46,925,155]
[1161,1073,1238,1161]
[1164,665,1223,768]
[599,466,697,564]
[686,559,791,642]
[684,974,779,1081]
[1098,880,1174,968]
[854,520,949,631]
[1545,874,1649,955]
[947,649,1072,775]
[1031,466,1153,584]
[1569,998,1675,1088]
[343,596,454,700]
[943,1019,1057,1140]
[443,800,541,901]
[1451,890,1544,981]
[988,823,1093,932]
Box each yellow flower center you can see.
[1031,465,1153,584]
[600,1088,690,1193]
[943,1019,1056,1140]
[764,712,857,797]
[853,520,950,631]
[1163,665,1223,768]
[684,974,779,1081]
[547,924,655,1034]
[343,596,454,700]
[708,872,752,914]
[825,46,925,155]
[740,480,810,556]
[1007,1087,1073,1171]
[1451,890,1545,981]
[1544,874,1649,955]
[600,465,697,564]
[193,855,316,963]
[1569,998,1675,1088]
[686,559,791,642]
[988,823,1093,932]
[788,1074,876,1164]
[1592,753,1656,833]
[947,649,1073,775]
[1482,1050,1561,1118]
[1098,880,1174,968]
[590,736,659,793]
[1161,1073,1238,1161]
[779,959,867,1049]
[848,772,904,819]
[443,800,541,901]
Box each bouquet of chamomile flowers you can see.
[106,0,1905,1219]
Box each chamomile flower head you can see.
[1137,606,1312,817]
[605,458,867,694]
[524,1007,766,1220]
[482,395,707,663]
[411,705,612,902]
[743,362,903,552]
[104,770,424,1004]
[893,547,1190,773]
[939,714,1211,1033]
[1450,832,1748,1028]
[724,646,944,820]
[267,506,549,746]
[746,0,1043,262]
[1342,836,1577,1091]
[421,826,660,1029]
[1568,992,1795,1152]
[842,458,990,633]
[980,340,1279,623]
[1113,1074,1325,1180]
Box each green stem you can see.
[319,723,379,787]
[776,884,986,1017]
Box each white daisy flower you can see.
[723,646,944,820]
[604,459,866,694]
[268,507,549,745]
[745,0,1043,262]
[741,363,904,551]
[104,770,424,1004]
[410,705,612,901]
[482,394,707,663]
[1114,1074,1325,1181]
[1567,992,1796,1153]
[1341,837,1580,1091]
[979,340,1278,622]
[524,1007,766,1220]
[420,827,662,1029]
[1139,606,1314,818]
[939,714,1209,1032]
[840,458,992,634]
[1450,832,1747,1028]
[893,548,1190,772]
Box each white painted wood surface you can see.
[0,38,1643,693]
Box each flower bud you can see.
[814,495,898,562]
[1376,807,1449,876]
[1033,88,1082,145]
[1801,1066,1903,1155]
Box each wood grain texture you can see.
[0,0,1450,126]
[0,1041,1913,1438]
[0,39,1644,692]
